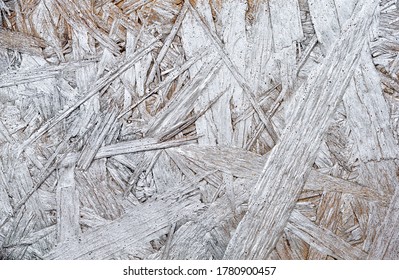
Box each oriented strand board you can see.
[0,0,398,260]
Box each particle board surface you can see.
[0,0,398,260]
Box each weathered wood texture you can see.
[224,0,380,259]
[0,0,398,260]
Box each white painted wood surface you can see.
[0,0,398,260]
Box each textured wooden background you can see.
[0,0,398,260]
